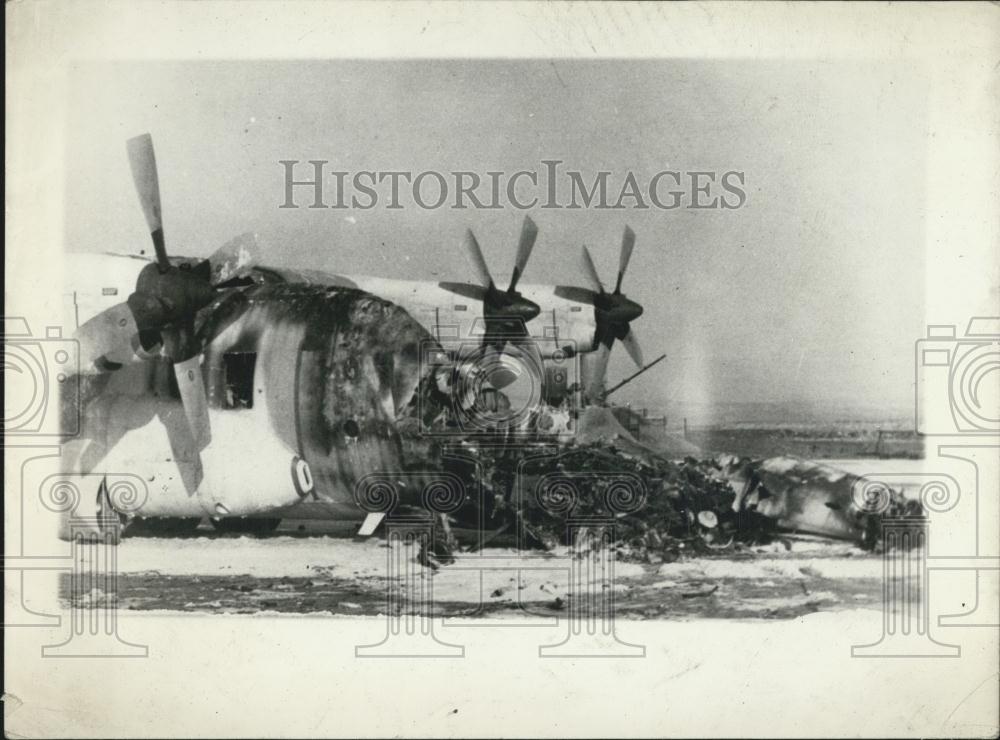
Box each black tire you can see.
[210,518,282,536]
[126,517,203,537]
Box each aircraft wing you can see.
[339,275,598,359]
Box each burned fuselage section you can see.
[197,274,454,512]
[64,271,455,522]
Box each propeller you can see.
[556,227,645,401]
[126,133,170,271]
[436,217,543,390]
[75,134,262,447]
[460,216,541,349]
[469,217,542,388]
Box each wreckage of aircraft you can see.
[53,133,918,552]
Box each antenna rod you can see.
[603,354,667,399]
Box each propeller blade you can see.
[437,282,489,302]
[620,327,644,368]
[206,232,263,285]
[581,246,605,294]
[508,216,538,293]
[585,342,612,401]
[553,285,599,304]
[126,134,169,271]
[464,229,494,289]
[614,226,636,294]
[75,303,140,368]
[173,355,212,448]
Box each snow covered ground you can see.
[56,456,963,619]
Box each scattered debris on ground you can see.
[447,441,920,563]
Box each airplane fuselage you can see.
[64,254,454,520]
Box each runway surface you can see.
[62,524,899,619]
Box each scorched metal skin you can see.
[64,272,451,521]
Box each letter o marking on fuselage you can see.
[292,456,314,497]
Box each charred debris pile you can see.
[441,442,919,563]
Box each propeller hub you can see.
[464,216,541,348]
[132,262,216,329]
[484,288,542,322]
[487,291,541,322]
[597,294,643,324]
[510,294,541,322]
[617,295,643,323]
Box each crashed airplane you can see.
[60,133,915,550]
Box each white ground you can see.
[8,457,998,737]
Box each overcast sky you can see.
[65,59,926,422]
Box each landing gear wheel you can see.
[210,518,282,536]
